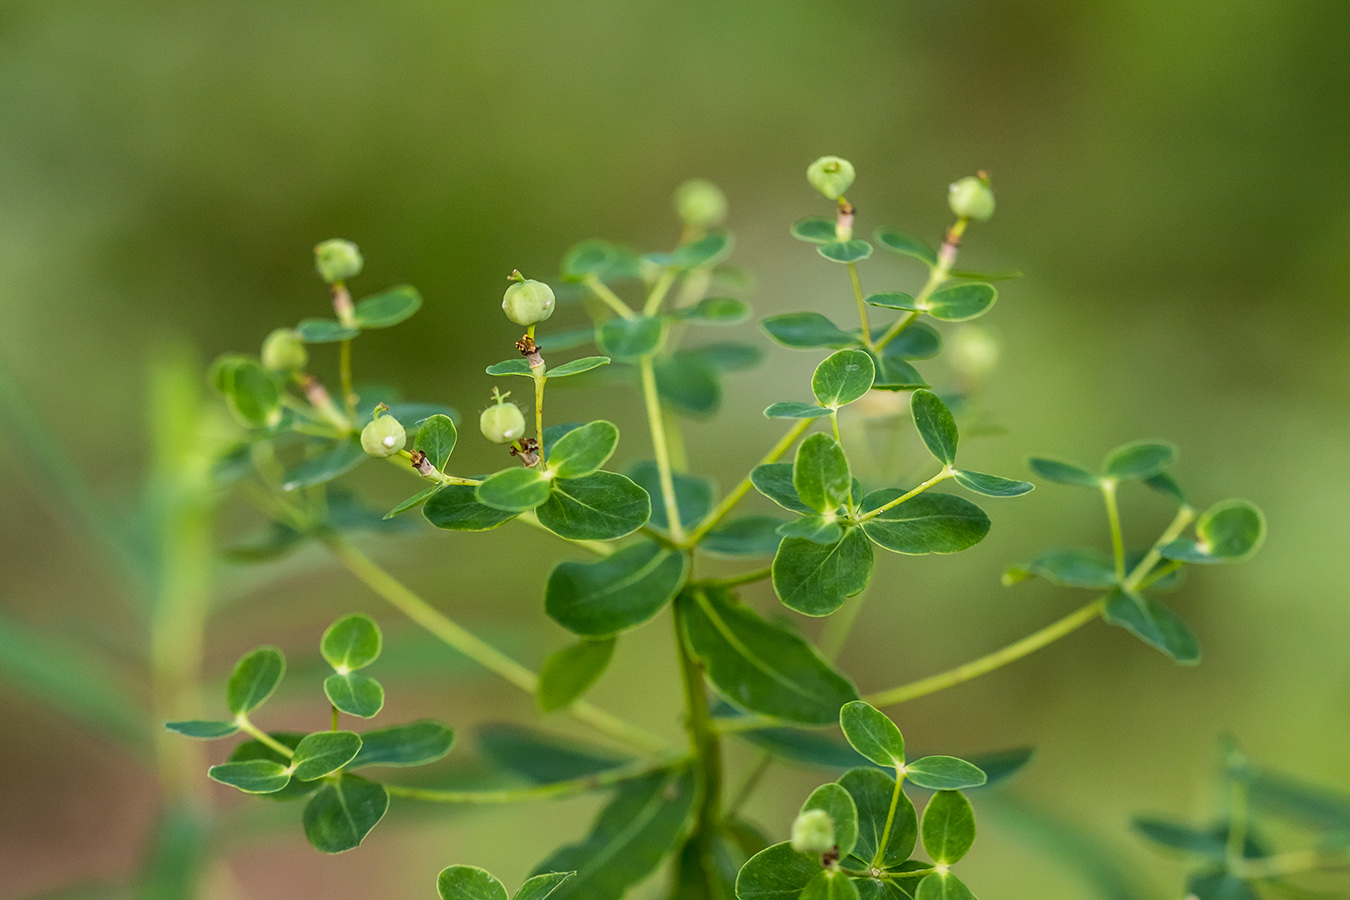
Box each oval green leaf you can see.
[437,866,507,900]
[547,356,611,378]
[777,515,845,545]
[655,353,722,418]
[801,870,862,900]
[349,719,455,768]
[840,767,917,867]
[1101,589,1200,663]
[860,491,990,555]
[538,638,616,712]
[765,401,833,419]
[1005,548,1117,589]
[802,783,860,859]
[475,468,553,513]
[813,349,876,409]
[772,530,875,616]
[1102,440,1178,481]
[212,356,281,428]
[794,434,852,514]
[791,216,838,243]
[291,731,363,781]
[424,484,519,532]
[514,872,575,900]
[1027,457,1099,487]
[164,719,239,739]
[413,414,458,471]
[673,297,750,324]
[321,613,382,672]
[385,484,444,520]
[548,420,619,479]
[303,774,389,853]
[840,701,905,767]
[626,461,714,531]
[869,353,927,391]
[281,439,366,491]
[702,516,785,557]
[926,283,996,322]
[486,358,534,377]
[535,471,651,541]
[736,841,821,900]
[952,469,1034,498]
[921,790,976,865]
[208,759,292,794]
[353,285,421,329]
[597,316,664,360]
[1162,499,1266,564]
[864,291,921,311]
[324,671,386,717]
[226,646,285,716]
[911,390,958,466]
[874,227,937,265]
[818,240,873,264]
[761,312,859,350]
[546,542,688,637]
[296,318,359,343]
[752,463,812,514]
[904,756,987,791]
[915,873,977,900]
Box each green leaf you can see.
[802,783,861,858]
[478,724,629,783]
[1101,590,1200,663]
[296,318,359,343]
[413,414,458,471]
[437,865,507,900]
[765,401,834,420]
[212,356,281,428]
[791,216,839,243]
[548,356,611,378]
[673,297,750,324]
[561,239,639,282]
[208,760,292,794]
[321,613,382,672]
[840,768,917,867]
[963,747,1034,787]
[227,732,318,800]
[904,756,987,791]
[840,701,906,767]
[424,484,519,531]
[668,230,734,269]
[597,316,664,360]
[533,768,696,900]
[773,531,875,616]
[227,646,285,716]
[626,461,714,531]
[1187,872,1259,900]
[874,227,937,265]
[949,268,1023,282]
[514,872,576,900]
[536,471,651,541]
[778,516,845,545]
[349,719,455,768]
[548,420,619,479]
[794,434,852,514]
[915,873,976,900]
[281,439,366,491]
[801,871,862,900]
[869,354,927,391]
[753,463,813,514]
[1027,457,1098,487]
[1131,818,1227,860]
[911,390,959,466]
[1162,499,1266,564]
[1144,471,1188,504]
[291,731,363,780]
[538,638,616,712]
[487,358,534,377]
[762,313,859,350]
[385,484,444,519]
[1004,549,1118,589]
[303,774,389,853]
[476,467,554,512]
[860,491,990,555]
[324,671,386,717]
[655,353,723,417]
[921,790,976,865]
[352,285,421,329]
[866,290,923,311]
[702,516,785,557]
[926,283,996,322]
[818,240,873,263]
[951,470,1033,498]
[813,350,876,408]
[164,720,239,739]
[881,321,941,360]
[547,541,688,637]
[731,723,871,770]
[679,589,858,725]
[735,842,822,900]
[1102,440,1178,481]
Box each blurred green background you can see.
[2,1,1348,898]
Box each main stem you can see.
[674,600,724,897]
[847,263,874,350]
[640,356,685,543]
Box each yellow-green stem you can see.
[857,469,953,522]
[586,276,636,319]
[685,418,814,546]
[644,268,678,317]
[236,715,295,759]
[847,262,874,349]
[875,218,967,351]
[640,356,685,543]
[385,750,687,803]
[1101,480,1126,581]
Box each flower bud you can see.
[260,328,308,372]
[480,397,527,444]
[790,809,836,855]
[502,277,556,327]
[314,239,364,283]
[806,156,855,200]
[361,414,406,458]
[947,174,995,222]
[673,179,728,228]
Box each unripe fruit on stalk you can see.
[480,397,527,444]
[673,178,728,228]
[790,809,836,855]
[807,156,855,200]
[948,174,995,222]
[261,328,307,372]
[314,239,364,283]
[502,277,556,327]
[361,414,406,458]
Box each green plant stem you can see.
[385,750,688,804]
[1122,506,1196,592]
[235,715,295,759]
[874,218,966,351]
[847,263,874,350]
[644,268,678,316]
[320,534,666,751]
[339,338,356,421]
[1226,771,1250,870]
[384,454,478,487]
[700,567,772,590]
[872,767,906,867]
[1101,479,1126,581]
[673,599,725,898]
[856,469,953,522]
[685,418,814,546]
[1234,848,1350,880]
[531,370,546,454]
[515,510,615,557]
[639,356,685,543]
[861,596,1108,708]
[586,276,636,319]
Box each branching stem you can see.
[385,750,688,804]
[847,262,874,350]
[685,418,813,546]
[586,276,636,320]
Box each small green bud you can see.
[806,156,855,200]
[948,174,995,222]
[315,239,364,283]
[480,392,527,444]
[361,414,406,458]
[260,328,307,372]
[790,808,836,855]
[502,276,556,327]
[673,178,728,228]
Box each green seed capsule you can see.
[806,156,855,200]
[502,278,556,326]
[480,399,527,444]
[948,175,995,222]
[260,328,308,372]
[673,178,728,228]
[361,415,407,458]
[790,808,836,855]
[314,239,364,283]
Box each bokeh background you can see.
[2,2,1348,898]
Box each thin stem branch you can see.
[1122,505,1196,593]
[872,767,905,867]
[586,276,636,320]
[700,567,772,590]
[685,418,814,546]
[644,268,678,317]
[847,263,874,350]
[856,469,953,522]
[1235,848,1350,880]
[385,750,688,804]
[1101,479,1126,581]
[235,716,295,759]
[339,338,356,421]
[639,356,685,543]
[673,599,725,898]
[874,218,967,351]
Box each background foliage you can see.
[1,2,1348,899]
